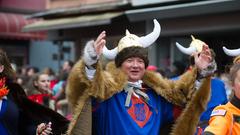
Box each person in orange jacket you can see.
[203,47,240,135]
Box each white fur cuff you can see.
[198,60,217,79]
[83,40,99,66]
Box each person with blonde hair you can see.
[203,47,240,135]
[28,73,55,110]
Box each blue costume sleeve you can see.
[200,78,228,122]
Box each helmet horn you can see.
[102,46,118,60]
[139,19,161,48]
[176,42,197,55]
[223,46,240,56]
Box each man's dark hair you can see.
[115,47,149,68]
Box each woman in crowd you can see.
[28,73,55,110]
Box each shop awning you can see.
[23,12,123,32]
[0,13,46,40]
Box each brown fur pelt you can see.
[66,60,200,135]
[66,60,128,135]
[143,68,197,107]
[170,76,211,135]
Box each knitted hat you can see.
[102,19,161,67]
[115,46,149,67]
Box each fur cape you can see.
[66,59,210,135]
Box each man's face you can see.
[121,57,146,82]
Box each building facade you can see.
[0,0,46,69]
[24,0,240,74]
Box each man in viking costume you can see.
[66,19,214,135]
[175,36,228,134]
[203,47,240,135]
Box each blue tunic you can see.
[0,97,19,135]
[0,99,8,135]
[199,78,228,121]
[92,89,174,135]
[172,76,228,129]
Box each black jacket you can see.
[1,82,69,135]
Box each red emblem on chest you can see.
[127,95,152,128]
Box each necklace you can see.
[0,77,9,99]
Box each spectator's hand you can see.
[36,122,52,135]
[94,31,106,56]
[194,44,212,70]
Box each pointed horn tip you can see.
[222,46,229,53]
[175,42,182,46]
[126,29,130,35]
[191,35,195,40]
[153,19,160,27]
[153,19,157,23]
[175,42,184,49]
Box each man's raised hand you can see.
[94,31,106,56]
